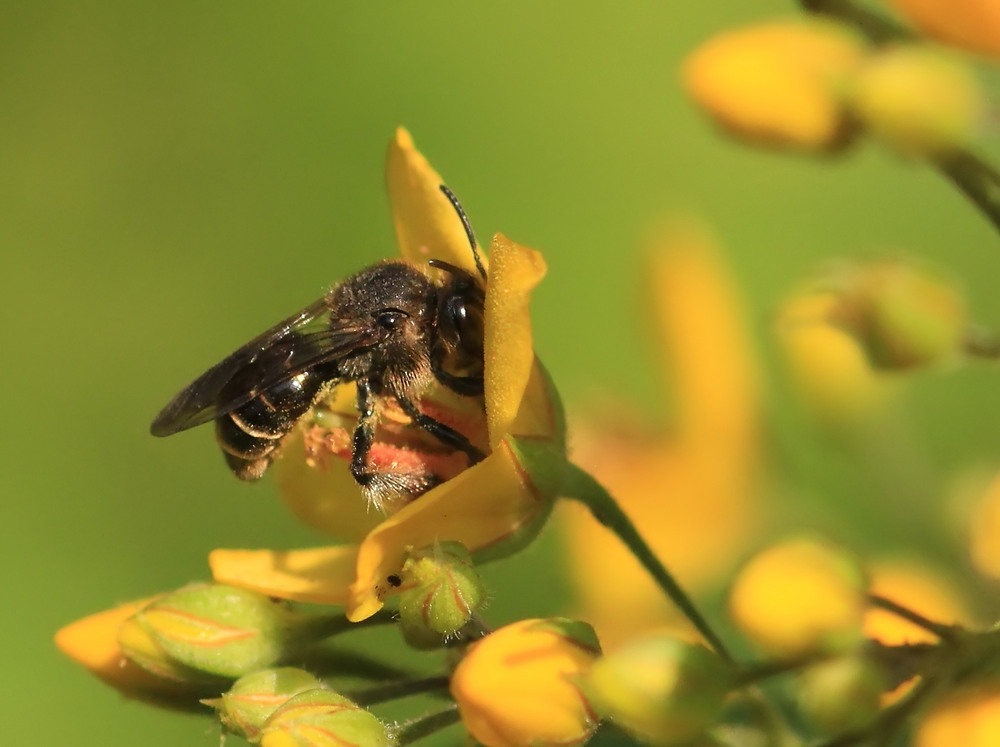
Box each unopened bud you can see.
[849,46,983,157]
[205,667,326,743]
[729,536,867,656]
[260,688,390,747]
[682,19,865,151]
[588,635,734,745]
[798,654,886,733]
[117,613,227,687]
[397,541,485,647]
[851,261,965,370]
[128,583,329,679]
[450,618,601,747]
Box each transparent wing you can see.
[150,297,379,436]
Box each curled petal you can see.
[484,233,550,449]
[348,439,552,621]
[209,546,359,605]
[386,127,483,273]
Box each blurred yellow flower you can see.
[865,559,970,646]
[917,689,1000,746]
[450,618,600,747]
[887,0,1000,59]
[776,291,893,426]
[683,19,865,150]
[969,473,1000,579]
[728,535,867,656]
[848,45,984,157]
[560,220,761,648]
[211,128,566,622]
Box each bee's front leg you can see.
[396,396,485,466]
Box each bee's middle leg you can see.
[350,380,440,510]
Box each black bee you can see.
[151,186,487,506]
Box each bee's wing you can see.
[150,298,379,436]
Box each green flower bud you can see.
[798,654,885,734]
[117,613,228,688]
[260,688,390,747]
[848,45,984,157]
[129,583,330,679]
[587,635,735,745]
[205,667,326,743]
[397,541,485,645]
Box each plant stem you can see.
[799,0,913,43]
[563,462,733,662]
[395,705,462,745]
[347,675,451,706]
[869,593,957,642]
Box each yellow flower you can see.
[449,618,600,747]
[683,19,866,151]
[560,219,761,648]
[728,535,867,656]
[887,0,1000,60]
[210,128,566,622]
[917,689,1000,746]
[54,597,218,709]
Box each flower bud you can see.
[450,618,601,747]
[887,0,1000,60]
[397,541,485,647]
[128,583,327,679]
[916,688,1000,747]
[797,654,885,733]
[729,536,866,656]
[205,667,326,743]
[55,597,222,709]
[846,260,966,370]
[849,45,984,157]
[587,635,734,744]
[683,19,865,151]
[260,688,390,747]
[117,613,227,687]
[776,291,893,426]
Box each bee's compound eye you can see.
[376,310,407,330]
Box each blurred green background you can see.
[5,1,1000,744]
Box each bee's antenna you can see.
[439,184,486,280]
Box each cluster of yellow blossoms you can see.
[57,2,1000,745]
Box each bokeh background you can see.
[5,1,1000,744]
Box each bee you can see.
[151,186,488,507]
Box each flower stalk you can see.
[562,462,733,662]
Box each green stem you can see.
[935,152,1000,236]
[395,705,462,745]
[735,654,824,687]
[799,0,913,43]
[563,462,733,662]
[869,593,957,642]
[347,675,451,706]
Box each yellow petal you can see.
[888,0,1000,59]
[209,546,358,605]
[55,597,204,704]
[348,439,548,621]
[273,426,383,543]
[484,233,549,449]
[645,220,759,455]
[385,127,483,273]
